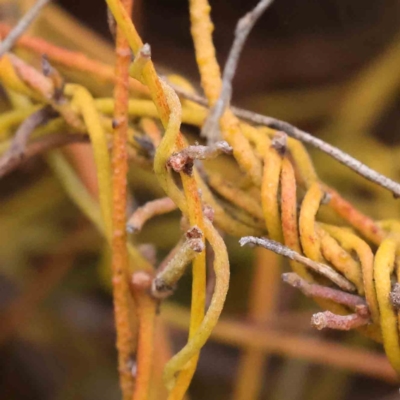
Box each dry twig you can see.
[172,85,400,198]
[201,0,275,142]
[282,272,366,310]
[0,133,87,178]
[151,226,204,299]
[312,309,370,331]
[0,106,55,174]
[239,236,356,292]
[0,0,51,57]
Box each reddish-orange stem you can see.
[130,272,157,400]
[0,23,148,95]
[111,1,137,398]
[325,187,385,245]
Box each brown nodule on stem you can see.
[131,271,153,292]
[311,309,370,331]
[167,141,232,176]
[390,283,400,309]
[42,55,65,102]
[239,236,356,292]
[203,204,215,222]
[321,191,332,205]
[271,131,287,156]
[185,225,203,240]
[282,272,366,310]
[151,226,205,299]
[129,43,151,83]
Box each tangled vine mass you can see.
[1,0,400,399]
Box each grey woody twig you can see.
[201,0,275,143]
[282,273,366,310]
[0,133,87,178]
[167,141,232,175]
[239,236,356,292]
[0,106,55,175]
[151,226,204,299]
[171,85,400,198]
[235,111,400,199]
[0,0,51,57]
[311,308,370,331]
[106,7,117,39]
[126,197,177,234]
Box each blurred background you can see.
[1,0,400,399]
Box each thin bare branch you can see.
[151,227,205,299]
[171,85,400,198]
[0,133,87,178]
[0,0,51,57]
[0,106,56,175]
[311,309,370,331]
[239,236,356,292]
[201,0,274,143]
[235,110,400,198]
[282,272,365,310]
[107,7,117,39]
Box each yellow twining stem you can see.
[261,145,284,242]
[65,84,113,237]
[47,151,104,234]
[163,218,229,391]
[374,238,400,374]
[188,0,263,186]
[299,182,324,262]
[280,156,312,280]
[285,137,318,188]
[319,227,364,293]
[104,3,223,397]
[322,224,380,323]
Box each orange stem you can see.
[325,187,385,245]
[130,272,157,400]
[0,23,148,95]
[111,1,138,398]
